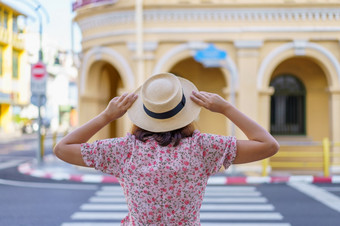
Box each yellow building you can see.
[73,0,340,175]
[0,2,27,134]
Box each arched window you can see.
[270,75,306,135]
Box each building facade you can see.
[22,31,79,134]
[73,0,340,174]
[0,2,28,134]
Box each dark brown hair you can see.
[131,123,195,147]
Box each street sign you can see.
[194,44,227,68]
[31,62,47,95]
[31,94,46,107]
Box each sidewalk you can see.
[0,131,24,144]
[17,154,340,185]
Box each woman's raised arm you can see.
[190,91,279,164]
[53,93,138,166]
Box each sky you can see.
[4,0,81,52]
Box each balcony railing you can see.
[262,138,340,177]
[0,27,24,49]
[12,32,25,50]
[0,27,10,44]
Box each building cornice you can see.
[82,27,340,43]
[78,8,340,32]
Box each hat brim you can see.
[127,77,201,132]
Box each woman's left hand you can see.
[103,93,138,122]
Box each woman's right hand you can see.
[103,93,138,122]
[190,91,230,115]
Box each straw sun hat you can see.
[127,73,201,132]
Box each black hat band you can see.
[143,94,186,120]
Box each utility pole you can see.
[13,0,49,164]
[135,0,144,87]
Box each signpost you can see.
[31,62,47,94]
[194,43,227,68]
[31,62,47,164]
[194,43,236,136]
[194,43,236,173]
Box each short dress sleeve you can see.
[80,136,132,178]
[197,132,237,175]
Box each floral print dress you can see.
[81,130,237,225]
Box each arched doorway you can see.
[269,57,330,173]
[169,57,229,135]
[100,63,124,138]
[270,57,330,141]
[270,75,306,136]
[82,61,124,140]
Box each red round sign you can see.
[32,62,46,79]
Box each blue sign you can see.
[0,92,11,103]
[31,94,46,107]
[194,44,227,68]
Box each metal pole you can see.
[36,6,43,165]
[37,95,42,164]
[13,0,49,164]
[34,3,45,165]
[37,9,43,61]
[323,137,330,177]
[135,0,144,86]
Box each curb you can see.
[18,162,340,185]
[17,162,118,183]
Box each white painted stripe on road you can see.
[200,212,283,220]
[321,186,340,192]
[205,191,262,197]
[62,223,120,226]
[94,191,124,196]
[205,186,256,191]
[0,178,98,190]
[0,159,25,170]
[332,176,340,183]
[89,196,268,203]
[81,203,128,211]
[30,169,46,177]
[71,212,283,221]
[208,176,225,184]
[17,163,30,173]
[100,186,124,191]
[201,223,291,226]
[80,203,275,211]
[50,172,71,181]
[89,197,126,203]
[95,190,261,197]
[203,197,267,203]
[246,177,271,184]
[201,204,275,211]
[289,175,313,183]
[71,212,127,220]
[289,182,340,213]
[82,175,104,183]
[62,223,290,226]
[100,185,257,192]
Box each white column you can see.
[234,40,263,139]
[135,0,145,87]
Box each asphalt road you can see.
[0,134,340,226]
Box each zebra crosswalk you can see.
[61,185,291,226]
